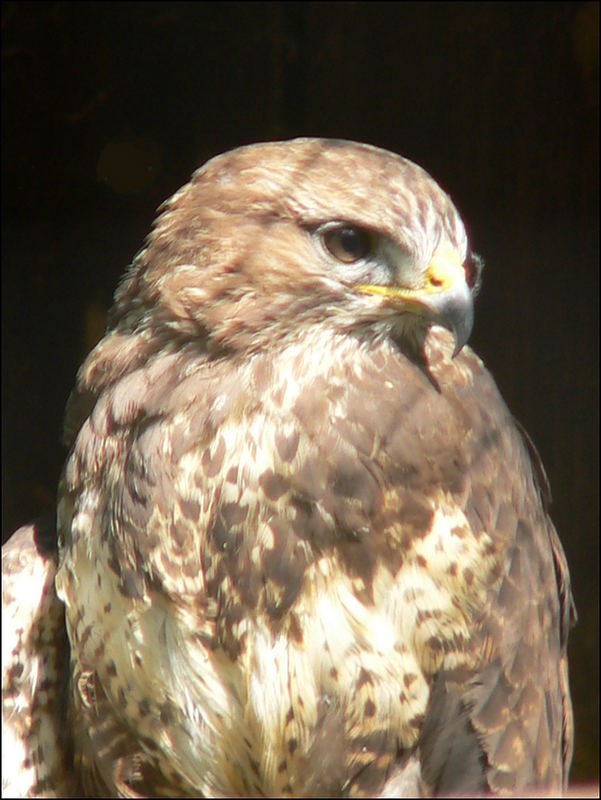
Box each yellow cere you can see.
[356,244,464,300]
[424,244,465,293]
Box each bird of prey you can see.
[2,139,574,798]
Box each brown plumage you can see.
[2,139,574,797]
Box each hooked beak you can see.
[355,244,474,356]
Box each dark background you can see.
[2,1,598,784]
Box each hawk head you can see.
[104,139,481,374]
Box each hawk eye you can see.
[323,226,371,263]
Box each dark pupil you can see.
[339,227,367,258]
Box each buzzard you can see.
[2,139,574,797]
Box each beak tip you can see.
[450,304,473,358]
